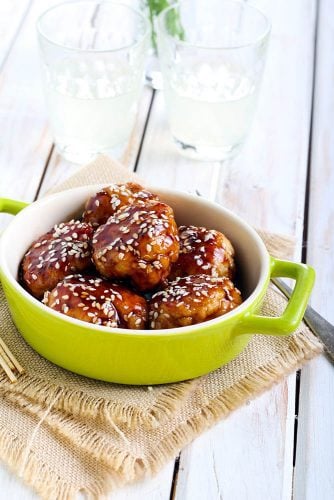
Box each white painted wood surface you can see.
[0,0,332,499]
[0,0,63,230]
[0,0,31,69]
[175,374,296,500]
[0,0,57,203]
[293,0,334,498]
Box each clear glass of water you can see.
[37,1,149,164]
[156,0,271,161]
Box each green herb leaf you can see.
[146,0,185,49]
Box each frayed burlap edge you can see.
[1,329,322,498]
[0,371,199,429]
[0,424,118,500]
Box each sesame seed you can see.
[118,212,128,220]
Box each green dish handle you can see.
[0,198,29,215]
[238,257,315,336]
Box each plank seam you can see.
[169,454,181,500]
[292,0,320,484]
[34,144,54,201]
[133,89,156,172]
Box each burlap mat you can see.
[0,156,323,498]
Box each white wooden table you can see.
[0,1,333,498]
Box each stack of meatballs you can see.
[20,183,242,330]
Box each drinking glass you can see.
[37,1,149,164]
[156,0,271,161]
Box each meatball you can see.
[82,182,159,227]
[20,220,93,299]
[43,274,148,329]
[92,200,180,291]
[149,275,242,329]
[170,225,235,280]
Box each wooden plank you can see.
[0,467,38,500]
[216,0,316,236]
[175,377,296,500]
[0,0,63,232]
[0,0,56,494]
[0,1,31,69]
[293,0,334,497]
[135,1,317,499]
[111,464,174,500]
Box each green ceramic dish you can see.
[0,186,315,384]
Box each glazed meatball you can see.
[43,274,148,329]
[170,225,235,280]
[20,220,93,299]
[149,275,242,329]
[92,200,180,291]
[82,182,159,227]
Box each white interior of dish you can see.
[0,185,270,334]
